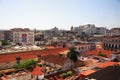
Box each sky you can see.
[0,0,120,30]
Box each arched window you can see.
[104,43,106,47]
[111,44,114,48]
[115,45,117,49]
[109,44,111,48]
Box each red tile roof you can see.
[80,70,95,76]
[31,66,43,76]
[96,61,116,68]
[42,54,68,65]
[84,49,114,58]
[1,77,6,80]
[0,48,68,63]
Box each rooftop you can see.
[0,68,30,80]
[80,70,95,76]
[84,49,114,58]
[82,66,120,80]
[45,69,77,80]
[31,66,43,76]
[96,61,116,68]
[0,48,68,63]
[42,54,68,65]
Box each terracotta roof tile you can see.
[1,76,6,80]
[0,48,68,63]
[96,61,116,68]
[84,49,114,58]
[81,70,95,76]
[31,66,43,76]
[42,54,68,65]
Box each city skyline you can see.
[0,0,120,30]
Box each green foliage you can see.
[67,46,79,62]
[38,64,43,67]
[14,64,24,69]
[67,71,73,76]
[60,73,67,79]
[60,71,73,79]
[98,53,107,57]
[0,40,10,46]
[14,59,37,69]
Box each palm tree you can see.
[67,46,79,67]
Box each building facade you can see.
[4,30,11,41]
[73,24,96,35]
[10,28,34,45]
[75,43,96,54]
[102,36,120,53]
[0,31,4,40]
[72,24,107,35]
[110,28,120,36]
[94,27,107,35]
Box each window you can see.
[82,47,84,49]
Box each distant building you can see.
[73,24,96,35]
[110,28,120,36]
[50,26,59,31]
[4,30,11,41]
[34,32,45,45]
[0,31,4,40]
[72,24,107,35]
[10,28,34,45]
[94,27,107,35]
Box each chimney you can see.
[37,54,41,62]
[16,56,21,64]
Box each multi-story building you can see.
[0,31,4,40]
[110,28,120,36]
[75,43,96,54]
[34,32,45,45]
[73,24,96,35]
[4,30,11,41]
[72,24,107,35]
[102,36,120,53]
[10,28,34,45]
[94,27,107,35]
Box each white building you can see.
[10,28,34,45]
[94,27,107,35]
[75,43,96,54]
[72,24,107,35]
[110,28,120,36]
[73,24,96,35]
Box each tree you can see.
[14,59,37,69]
[67,46,79,63]
[60,73,67,79]
[67,71,73,76]
[98,51,107,57]
[1,40,10,46]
